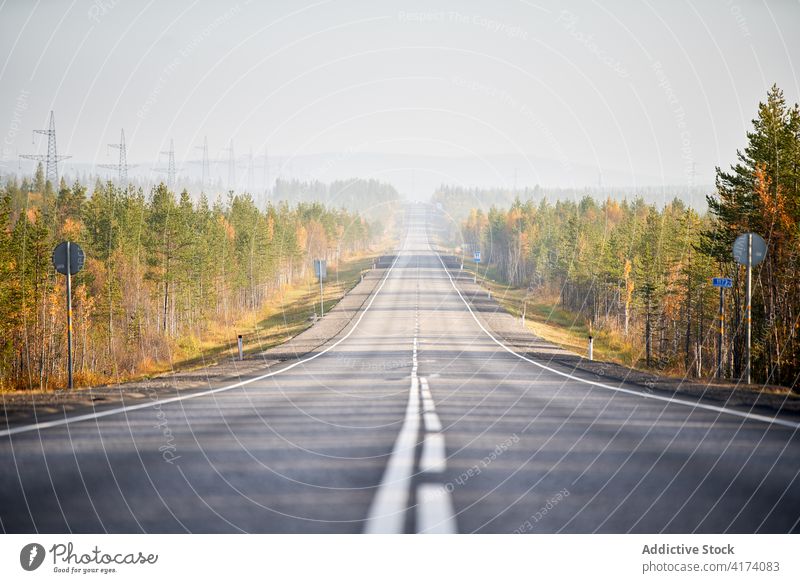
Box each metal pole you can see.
[717,286,724,379]
[745,234,752,385]
[66,242,73,389]
[320,274,324,318]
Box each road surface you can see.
[1,205,799,533]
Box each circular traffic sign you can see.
[52,241,85,275]
[732,233,767,266]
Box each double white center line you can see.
[364,276,457,534]
[416,375,456,534]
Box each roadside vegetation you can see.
[438,86,800,391]
[0,176,398,391]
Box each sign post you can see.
[732,233,767,385]
[52,241,85,389]
[711,277,733,379]
[314,259,327,318]
[746,237,752,384]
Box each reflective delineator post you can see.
[588,336,594,361]
[237,334,243,361]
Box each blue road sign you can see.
[314,259,327,281]
[474,251,481,263]
[712,277,733,288]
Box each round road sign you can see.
[732,233,767,266]
[52,241,85,275]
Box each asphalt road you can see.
[1,205,799,533]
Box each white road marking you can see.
[0,253,404,439]
[436,253,800,431]
[363,376,421,534]
[365,247,457,533]
[416,484,457,534]
[420,432,446,473]
[423,411,442,432]
[364,300,423,533]
[420,378,432,400]
[422,397,436,413]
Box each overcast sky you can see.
[1,0,798,194]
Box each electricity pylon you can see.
[99,129,135,185]
[155,138,177,188]
[20,111,71,185]
[223,140,236,190]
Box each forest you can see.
[449,86,800,390]
[272,177,400,220]
[0,175,385,390]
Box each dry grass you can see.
[150,251,384,372]
[468,262,638,367]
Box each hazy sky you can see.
[1,0,798,194]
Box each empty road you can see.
[2,205,799,533]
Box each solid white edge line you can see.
[416,483,457,534]
[436,252,800,431]
[0,253,403,439]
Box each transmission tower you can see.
[247,146,255,192]
[99,129,135,185]
[188,136,211,189]
[262,147,271,198]
[197,136,210,186]
[223,140,236,190]
[155,139,177,188]
[20,110,71,185]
